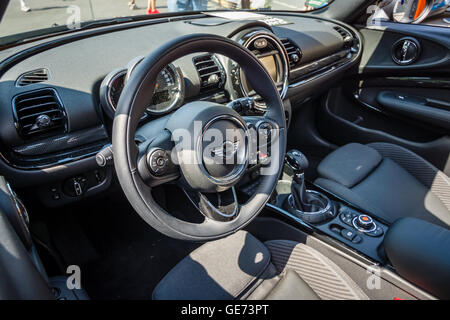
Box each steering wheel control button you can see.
[257,121,273,144]
[148,149,169,176]
[392,37,421,65]
[227,97,255,114]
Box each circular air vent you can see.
[392,37,421,66]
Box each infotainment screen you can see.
[258,55,277,81]
[242,54,278,93]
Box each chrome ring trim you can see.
[106,69,127,111]
[146,64,184,115]
[287,191,332,215]
[239,31,289,109]
[352,216,377,233]
[106,63,183,115]
[196,114,249,186]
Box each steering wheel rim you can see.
[113,33,286,241]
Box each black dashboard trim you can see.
[0,11,358,79]
[0,12,363,188]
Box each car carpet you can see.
[45,189,200,299]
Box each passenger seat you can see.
[314,143,450,228]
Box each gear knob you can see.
[286,150,309,174]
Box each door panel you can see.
[316,22,450,174]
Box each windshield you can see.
[0,0,332,46]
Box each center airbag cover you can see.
[166,101,249,193]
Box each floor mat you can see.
[44,190,200,299]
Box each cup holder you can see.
[286,190,335,224]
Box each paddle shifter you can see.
[285,150,335,224]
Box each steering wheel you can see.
[112,34,286,241]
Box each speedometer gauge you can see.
[148,64,183,114]
[100,62,184,118]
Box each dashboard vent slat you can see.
[333,26,354,48]
[13,88,67,139]
[193,54,225,92]
[16,68,49,87]
[280,38,302,69]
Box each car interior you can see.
[0,0,449,300]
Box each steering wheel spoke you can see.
[242,115,280,167]
[183,187,239,222]
[112,34,286,241]
[136,129,180,187]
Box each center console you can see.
[267,150,388,263]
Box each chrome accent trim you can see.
[288,29,362,89]
[106,69,127,111]
[0,144,103,170]
[146,64,184,115]
[15,68,50,87]
[196,114,249,186]
[12,87,68,138]
[287,192,332,216]
[288,65,337,88]
[266,203,315,232]
[352,216,377,233]
[239,31,289,110]
[106,62,184,115]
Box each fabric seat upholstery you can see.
[315,142,450,228]
[152,231,368,300]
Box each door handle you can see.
[377,91,450,130]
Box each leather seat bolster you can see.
[152,231,273,300]
[317,143,382,188]
[264,269,320,300]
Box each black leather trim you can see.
[112,33,286,241]
[384,218,450,299]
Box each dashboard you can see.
[0,12,362,206]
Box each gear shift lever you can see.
[286,150,309,175]
[285,150,334,223]
[285,150,309,212]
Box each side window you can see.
[365,0,450,28]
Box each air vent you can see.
[13,88,66,138]
[333,26,354,47]
[281,39,302,69]
[16,69,49,87]
[193,54,224,92]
